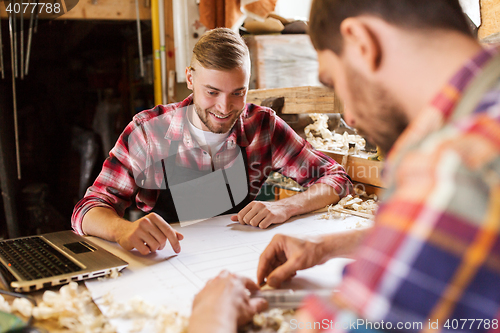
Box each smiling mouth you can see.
[210,112,230,119]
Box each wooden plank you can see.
[479,0,500,40]
[319,149,385,188]
[246,86,343,114]
[1,0,152,20]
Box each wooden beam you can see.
[61,0,151,20]
[0,0,152,20]
[479,0,500,40]
[246,86,343,114]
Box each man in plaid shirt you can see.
[72,28,351,256]
[187,1,500,332]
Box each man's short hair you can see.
[309,0,472,54]
[191,27,249,71]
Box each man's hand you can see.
[115,212,184,255]
[231,201,290,229]
[231,184,343,229]
[257,230,370,288]
[188,271,268,333]
[257,234,327,288]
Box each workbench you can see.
[2,211,369,332]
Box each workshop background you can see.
[0,0,498,238]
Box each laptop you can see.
[0,230,128,292]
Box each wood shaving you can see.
[242,308,295,333]
[320,189,379,221]
[102,294,188,333]
[2,282,188,333]
[12,298,33,318]
[0,295,12,313]
[305,114,366,154]
[2,282,115,333]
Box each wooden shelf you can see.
[273,149,385,201]
[318,149,385,189]
[247,86,343,114]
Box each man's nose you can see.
[216,96,232,114]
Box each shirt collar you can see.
[430,46,500,122]
[164,93,248,150]
[165,94,194,142]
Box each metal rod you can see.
[135,0,144,78]
[34,0,39,33]
[9,10,22,179]
[0,11,5,79]
[60,0,67,13]
[25,0,35,75]
[20,0,24,79]
[13,0,18,78]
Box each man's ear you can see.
[339,18,382,74]
[186,67,194,90]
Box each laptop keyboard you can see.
[0,237,82,280]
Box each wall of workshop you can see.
[0,20,154,236]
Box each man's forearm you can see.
[278,183,340,219]
[318,228,372,260]
[81,207,129,242]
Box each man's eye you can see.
[233,91,245,97]
[208,91,218,96]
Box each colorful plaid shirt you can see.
[301,47,500,332]
[71,95,351,234]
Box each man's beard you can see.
[193,99,244,134]
[346,64,409,155]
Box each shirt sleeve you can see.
[299,295,379,332]
[335,142,500,330]
[270,114,352,197]
[71,118,156,235]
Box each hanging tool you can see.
[13,0,18,78]
[0,8,5,79]
[9,8,22,179]
[60,0,67,13]
[25,0,35,75]
[34,0,39,33]
[20,0,24,79]
[134,0,144,78]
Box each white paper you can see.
[85,212,370,332]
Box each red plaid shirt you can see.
[72,95,351,234]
